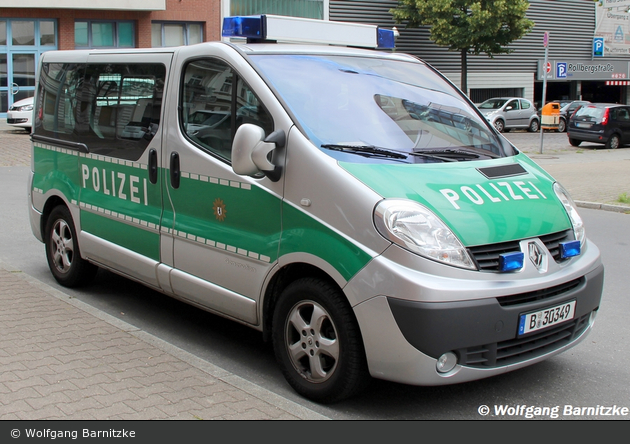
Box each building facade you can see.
[330,0,630,106]
[0,0,221,115]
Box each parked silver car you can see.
[478,97,539,133]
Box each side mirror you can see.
[232,124,284,182]
[505,105,514,111]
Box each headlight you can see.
[18,105,33,112]
[553,182,585,245]
[374,199,476,270]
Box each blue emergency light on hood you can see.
[222,15,395,49]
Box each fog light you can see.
[436,352,458,373]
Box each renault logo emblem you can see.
[528,242,544,270]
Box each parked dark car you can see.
[567,103,630,149]
[556,100,590,132]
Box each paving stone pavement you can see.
[0,120,628,421]
[0,263,327,420]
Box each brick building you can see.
[0,0,222,115]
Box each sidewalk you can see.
[0,261,327,420]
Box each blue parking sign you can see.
[593,37,604,57]
[557,62,567,78]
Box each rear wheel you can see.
[606,134,620,149]
[528,119,540,132]
[569,138,582,147]
[45,206,98,287]
[272,278,369,403]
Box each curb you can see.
[576,201,630,213]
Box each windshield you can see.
[250,54,512,163]
[478,98,508,110]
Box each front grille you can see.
[497,278,583,307]
[468,239,521,271]
[468,229,574,272]
[457,312,591,368]
[540,229,575,261]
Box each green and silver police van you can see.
[28,15,604,403]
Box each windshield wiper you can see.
[321,144,408,159]
[414,148,500,160]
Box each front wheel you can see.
[45,206,98,287]
[493,119,505,133]
[272,278,369,403]
[557,118,566,133]
[528,119,540,132]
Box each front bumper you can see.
[347,241,604,386]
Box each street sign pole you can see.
[539,32,549,154]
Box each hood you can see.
[340,154,571,247]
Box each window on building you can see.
[0,21,7,46]
[230,0,324,19]
[75,21,135,49]
[151,22,203,47]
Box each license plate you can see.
[518,300,576,336]
[576,122,591,128]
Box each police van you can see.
[28,15,604,403]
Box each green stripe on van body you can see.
[280,202,373,282]
[340,154,571,247]
[32,145,82,204]
[80,210,160,260]
[169,174,282,263]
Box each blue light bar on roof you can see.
[222,15,395,49]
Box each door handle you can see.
[170,152,180,189]
[149,149,158,184]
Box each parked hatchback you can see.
[567,103,630,149]
[478,97,539,133]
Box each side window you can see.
[507,100,519,110]
[35,62,166,161]
[36,63,84,136]
[181,58,273,162]
[520,100,531,110]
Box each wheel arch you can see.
[261,258,349,343]
[40,194,72,243]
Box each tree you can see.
[390,0,534,95]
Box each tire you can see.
[557,118,566,133]
[528,119,540,132]
[569,138,582,147]
[272,278,369,403]
[45,206,98,287]
[606,134,620,149]
[493,119,505,133]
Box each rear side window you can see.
[35,62,166,161]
